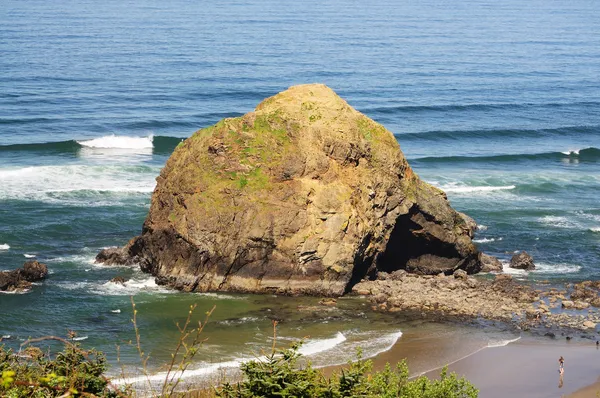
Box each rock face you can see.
[102,84,480,295]
[510,251,535,270]
[0,261,48,292]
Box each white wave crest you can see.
[77,135,153,150]
[0,244,9,250]
[111,309,121,313]
[561,149,581,156]
[72,336,88,341]
[298,332,346,356]
[23,254,36,258]
[473,237,502,243]
[591,227,600,233]
[476,225,488,231]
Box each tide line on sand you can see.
[414,336,521,377]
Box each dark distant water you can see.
[1,0,599,383]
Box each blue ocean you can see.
[1,0,599,383]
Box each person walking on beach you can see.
[559,356,565,375]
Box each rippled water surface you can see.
[1,0,599,376]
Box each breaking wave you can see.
[0,135,183,155]
[117,331,350,386]
[77,135,154,149]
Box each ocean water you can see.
[1,0,599,381]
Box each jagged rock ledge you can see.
[96,84,481,296]
[352,272,600,333]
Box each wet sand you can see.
[418,339,600,398]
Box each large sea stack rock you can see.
[107,84,480,295]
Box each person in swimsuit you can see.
[559,356,564,374]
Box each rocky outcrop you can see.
[96,242,142,266]
[510,251,535,270]
[0,261,48,292]
[353,274,600,331]
[100,84,480,295]
[480,253,503,273]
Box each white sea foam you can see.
[476,225,488,231]
[501,261,581,275]
[23,254,36,258]
[473,237,502,243]
[218,317,261,326]
[486,336,521,348]
[440,184,516,194]
[47,253,96,265]
[77,135,154,150]
[538,215,578,229]
[534,262,582,274]
[591,227,600,233]
[561,149,581,156]
[93,274,173,296]
[72,336,88,341]
[111,309,121,313]
[0,164,157,204]
[0,289,31,295]
[0,244,9,250]
[195,292,248,300]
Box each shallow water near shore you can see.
[1,0,600,383]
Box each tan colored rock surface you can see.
[100,84,480,295]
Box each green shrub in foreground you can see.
[0,343,119,398]
[217,343,478,398]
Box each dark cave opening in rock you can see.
[376,204,462,275]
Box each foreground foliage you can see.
[0,340,120,397]
[217,343,478,398]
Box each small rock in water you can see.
[319,298,337,306]
[510,251,535,271]
[109,276,129,285]
[544,332,556,339]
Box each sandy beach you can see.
[413,338,600,398]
